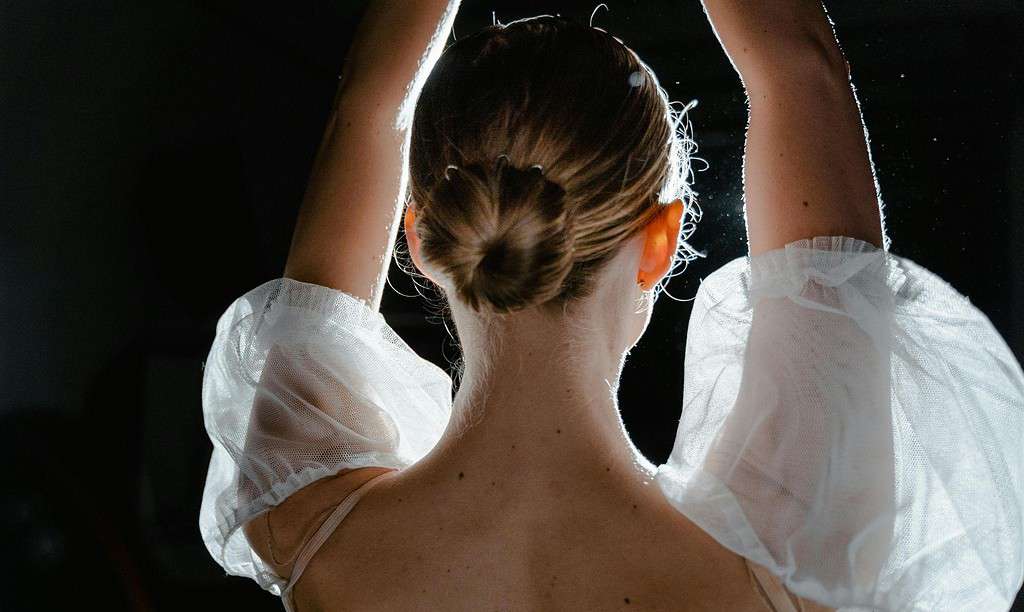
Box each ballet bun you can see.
[417,155,575,314]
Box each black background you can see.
[3,1,1022,610]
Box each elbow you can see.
[776,30,851,85]
[744,33,852,95]
[804,32,851,82]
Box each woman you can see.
[199,1,1024,610]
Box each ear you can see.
[637,199,685,291]
[403,201,432,281]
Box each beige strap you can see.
[745,558,804,612]
[281,469,399,612]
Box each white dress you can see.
[199,235,1024,611]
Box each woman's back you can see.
[273,464,802,612]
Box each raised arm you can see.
[236,0,461,578]
[284,0,461,311]
[693,4,892,608]
[700,0,884,256]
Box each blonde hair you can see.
[406,15,702,315]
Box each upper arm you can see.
[282,91,407,310]
[742,46,884,256]
[239,341,404,577]
[282,0,459,311]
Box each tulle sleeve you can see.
[654,235,1024,611]
[198,278,453,595]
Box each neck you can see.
[423,300,655,487]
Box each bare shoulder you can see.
[296,466,793,611]
[241,466,396,581]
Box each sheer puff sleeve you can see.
[199,278,453,595]
[654,235,1024,611]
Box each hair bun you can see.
[418,155,575,314]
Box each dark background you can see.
[3,0,1022,610]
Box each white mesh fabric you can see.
[199,236,1024,609]
[199,278,452,594]
[655,235,1024,611]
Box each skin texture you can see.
[243,0,882,609]
[700,0,884,255]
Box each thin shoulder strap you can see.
[745,558,804,612]
[282,469,399,607]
